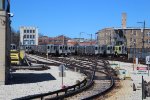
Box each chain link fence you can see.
[128,48,150,59]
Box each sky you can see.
[10,0,150,39]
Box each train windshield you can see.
[47,46,49,49]
[65,46,67,50]
[95,47,98,50]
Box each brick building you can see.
[97,27,150,48]
[38,35,70,45]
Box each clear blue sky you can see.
[11,0,150,39]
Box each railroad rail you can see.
[14,54,115,100]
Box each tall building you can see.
[20,26,39,46]
[122,13,127,29]
[97,28,121,46]
[0,0,11,85]
[97,27,150,48]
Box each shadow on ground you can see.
[10,73,56,84]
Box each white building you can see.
[20,26,38,46]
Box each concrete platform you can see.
[0,66,86,100]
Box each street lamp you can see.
[137,21,145,59]
[95,32,98,45]
[87,34,92,45]
[79,32,85,45]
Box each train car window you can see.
[47,46,49,49]
[95,47,98,50]
[110,46,112,50]
[65,46,67,50]
[107,47,110,50]
[119,47,121,51]
[115,47,118,50]
[60,46,62,50]
[13,45,16,50]
[54,46,55,50]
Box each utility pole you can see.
[90,34,92,45]
[110,30,112,45]
[143,21,145,49]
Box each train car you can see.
[30,45,38,54]
[98,45,107,56]
[10,44,20,65]
[71,46,76,54]
[37,45,47,54]
[86,45,99,55]
[57,45,68,56]
[114,45,127,56]
[106,45,115,56]
[11,44,17,50]
[67,45,75,55]
[77,46,87,55]
[47,44,57,55]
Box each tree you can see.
[11,27,20,47]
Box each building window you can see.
[147,32,150,37]
[30,35,32,38]
[24,40,29,45]
[30,30,32,33]
[146,39,148,44]
[33,35,35,38]
[30,40,34,45]
[27,30,29,33]
[130,38,132,42]
[33,30,35,33]
[24,30,26,33]
[24,35,26,38]
[134,39,136,42]
[149,39,150,44]
[133,30,136,36]
[27,35,29,38]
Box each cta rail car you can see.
[114,45,127,56]
[24,44,127,57]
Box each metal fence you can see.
[128,48,150,59]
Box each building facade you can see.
[38,35,70,45]
[20,26,38,46]
[0,0,11,85]
[97,28,116,45]
[122,28,150,48]
[97,27,150,48]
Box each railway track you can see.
[20,54,115,100]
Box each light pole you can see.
[95,32,98,45]
[87,34,92,45]
[79,32,85,45]
[137,21,145,59]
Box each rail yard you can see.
[0,50,149,99]
[1,0,150,100]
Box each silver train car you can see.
[27,44,127,57]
